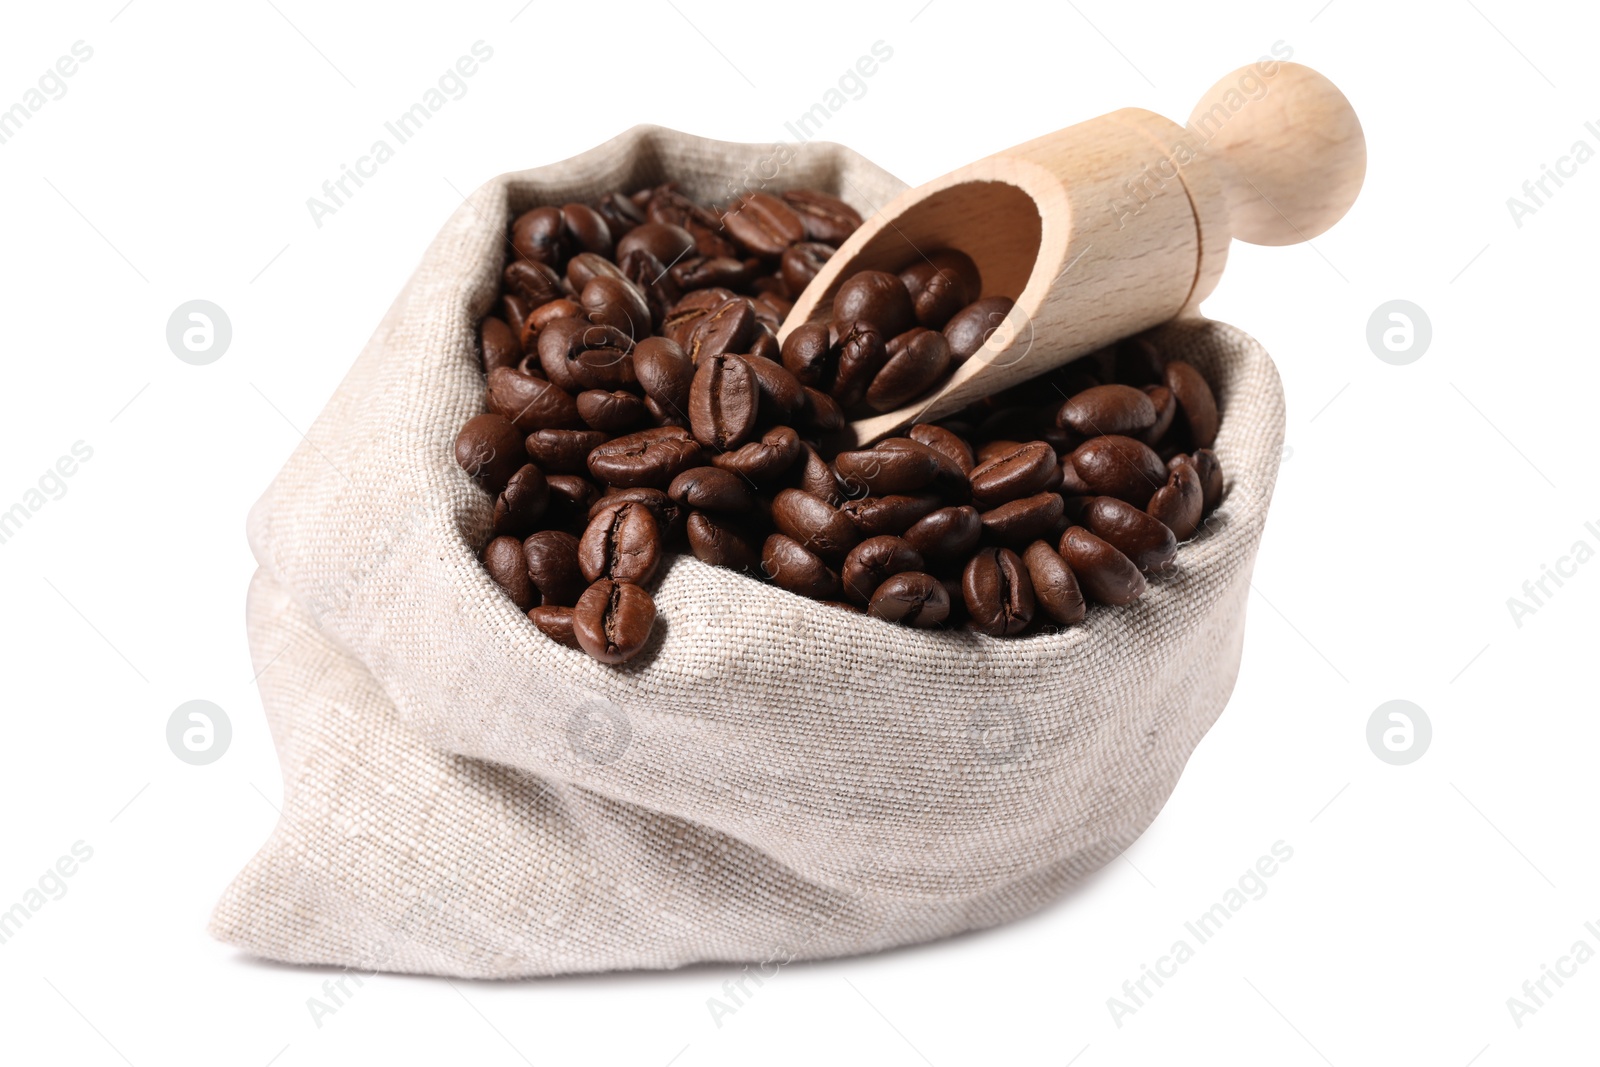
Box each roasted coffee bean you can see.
[908,423,976,476]
[587,426,704,489]
[762,533,841,599]
[1059,454,1091,495]
[722,192,804,257]
[561,202,613,257]
[841,536,924,605]
[866,572,950,627]
[524,428,609,474]
[969,441,1058,509]
[1056,384,1158,437]
[686,510,762,572]
[939,574,967,624]
[770,488,861,562]
[589,486,684,541]
[1059,526,1145,606]
[483,535,535,609]
[830,320,888,408]
[579,500,661,584]
[664,288,735,347]
[632,336,693,412]
[901,434,973,497]
[667,466,753,512]
[522,530,586,607]
[618,248,680,330]
[645,183,718,231]
[833,270,914,338]
[800,386,845,433]
[566,251,626,292]
[649,186,735,258]
[544,475,602,530]
[780,189,862,244]
[976,439,1023,463]
[963,547,1035,636]
[903,505,982,565]
[616,222,696,266]
[528,605,581,648]
[1141,384,1177,445]
[980,491,1065,546]
[791,442,843,505]
[1068,435,1167,508]
[511,206,568,267]
[780,320,835,389]
[492,463,550,537]
[688,353,759,451]
[751,291,793,332]
[780,242,835,294]
[538,318,636,392]
[834,438,942,497]
[867,328,952,412]
[573,578,656,664]
[687,297,758,363]
[929,249,982,301]
[748,327,780,364]
[744,354,806,421]
[1022,541,1085,626]
[455,413,526,491]
[593,191,645,242]
[504,259,565,308]
[501,293,531,339]
[487,367,584,431]
[943,296,1014,364]
[524,298,584,348]
[712,425,802,482]
[576,389,646,433]
[752,273,788,298]
[899,254,974,330]
[667,255,748,292]
[480,316,522,373]
[1165,361,1219,448]
[1082,496,1177,573]
[1148,459,1203,541]
[840,493,941,538]
[581,275,650,337]
[644,395,688,428]
[1190,448,1224,513]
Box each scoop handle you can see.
[1186,61,1367,247]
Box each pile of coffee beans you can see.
[456,183,1225,664]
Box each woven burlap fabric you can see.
[211,126,1286,977]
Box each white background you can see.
[1,1,1596,1064]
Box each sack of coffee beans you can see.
[211,126,1286,977]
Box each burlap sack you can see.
[210,126,1286,978]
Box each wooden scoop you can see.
[780,61,1366,445]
